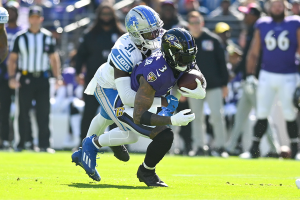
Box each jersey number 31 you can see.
[265,30,289,51]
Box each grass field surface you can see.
[0,151,299,200]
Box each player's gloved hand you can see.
[0,7,9,24]
[165,95,179,112]
[158,107,173,117]
[171,109,195,126]
[245,75,257,95]
[177,79,206,99]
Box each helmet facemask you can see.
[129,22,163,50]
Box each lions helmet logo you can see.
[126,15,139,29]
[164,34,183,49]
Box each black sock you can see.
[253,119,268,143]
[251,119,268,153]
[143,128,174,171]
[287,120,299,158]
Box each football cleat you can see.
[72,147,84,169]
[137,165,168,187]
[109,145,130,162]
[81,135,101,182]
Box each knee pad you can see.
[254,119,268,138]
[124,131,139,144]
[153,128,174,143]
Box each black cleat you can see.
[137,165,168,187]
[109,145,130,162]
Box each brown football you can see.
[177,69,206,91]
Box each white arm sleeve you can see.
[171,84,181,100]
[115,77,162,107]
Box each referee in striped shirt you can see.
[7,5,61,152]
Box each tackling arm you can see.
[246,29,261,75]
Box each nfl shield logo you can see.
[147,72,157,82]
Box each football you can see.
[177,69,206,91]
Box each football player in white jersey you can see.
[72,5,204,182]
[71,5,171,181]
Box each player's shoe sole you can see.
[137,165,168,187]
[109,145,130,162]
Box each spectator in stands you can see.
[291,0,300,15]
[75,3,125,145]
[178,0,209,16]
[210,0,243,20]
[187,11,229,157]
[160,0,188,30]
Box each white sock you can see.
[92,138,100,149]
[143,162,155,170]
[98,127,139,147]
[86,113,113,137]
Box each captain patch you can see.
[202,40,214,51]
[147,72,157,82]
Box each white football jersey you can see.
[95,31,164,89]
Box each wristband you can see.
[140,111,153,125]
[8,75,15,80]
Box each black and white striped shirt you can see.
[11,28,56,72]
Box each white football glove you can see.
[170,109,195,126]
[0,7,8,24]
[177,79,206,99]
[244,75,257,95]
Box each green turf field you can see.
[0,152,299,200]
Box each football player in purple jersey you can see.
[84,28,206,187]
[240,0,300,160]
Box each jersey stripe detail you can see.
[111,53,126,71]
[119,49,133,66]
[111,49,132,72]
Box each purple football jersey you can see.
[131,51,184,97]
[256,16,300,74]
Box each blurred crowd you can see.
[0,0,299,158]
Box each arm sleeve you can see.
[10,35,19,53]
[115,77,162,107]
[215,39,229,86]
[75,36,88,75]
